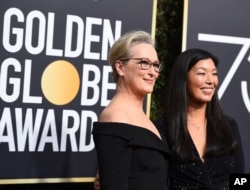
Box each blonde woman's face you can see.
[120,43,160,96]
[187,58,218,104]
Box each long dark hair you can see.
[165,48,236,161]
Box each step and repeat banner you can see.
[183,0,250,173]
[0,0,157,184]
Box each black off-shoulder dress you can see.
[92,122,172,190]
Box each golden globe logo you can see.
[41,60,80,105]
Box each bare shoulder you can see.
[99,106,130,123]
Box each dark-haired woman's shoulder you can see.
[224,114,241,143]
[224,115,239,133]
[154,117,167,127]
[225,114,236,123]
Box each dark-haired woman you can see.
[158,48,244,189]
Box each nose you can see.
[206,73,215,84]
[148,64,158,75]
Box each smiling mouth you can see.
[201,88,213,93]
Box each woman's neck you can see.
[110,94,144,113]
[187,104,207,128]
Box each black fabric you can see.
[156,116,245,190]
[92,122,172,190]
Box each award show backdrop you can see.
[0,0,157,184]
[184,0,250,173]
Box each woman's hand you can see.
[93,171,100,190]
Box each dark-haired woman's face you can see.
[187,58,218,104]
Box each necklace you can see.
[190,124,201,131]
[189,119,207,131]
[194,125,201,131]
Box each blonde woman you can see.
[92,31,172,190]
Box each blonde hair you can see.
[108,30,154,82]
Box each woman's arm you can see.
[94,134,132,190]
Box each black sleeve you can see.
[228,116,245,173]
[93,133,132,190]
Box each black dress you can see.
[156,116,245,190]
[92,122,172,190]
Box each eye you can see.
[197,72,205,75]
[153,63,160,69]
[140,60,150,66]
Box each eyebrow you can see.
[142,58,160,64]
[195,67,217,71]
